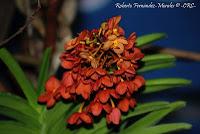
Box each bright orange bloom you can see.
[38,76,60,108]
[76,80,92,100]
[106,108,121,125]
[67,112,93,125]
[38,16,145,126]
[118,98,136,112]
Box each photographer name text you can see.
[115,2,196,9]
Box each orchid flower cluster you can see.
[38,16,145,125]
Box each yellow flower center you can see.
[113,40,119,47]
[80,41,85,44]
[113,28,118,33]
[113,28,119,36]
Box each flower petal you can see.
[95,68,107,75]
[116,82,127,95]
[127,81,137,94]
[134,75,145,89]
[126,32,136,50]
[67,112,80,125]
[112,76,120,84]
[91,73,99,80]
[64,38,78,50]
[47,97,56,108]
[125,68,135,75]
[119,61,131,70]
[60,86,71,99]
[117,26,125,35]
[103,104,112,113]
[102,41,113,50]
[108,16,121,29]
[80,113,93,124]
[61,60,74,69]
[38,92,51,103]
[109,90,120,99]
[108,108,121,125]
[113,43,124,54]
[118,98,129,112]
[45,76,60,92]
[76,82,91,100]
[91,102,102,116]
[62,72,74,88]
[101,76,113,87]
[85,68,95,77]
[98,90,110,103]
[117,38,128,45]
[129,98,136,108]
[114,69,125,75]
[92,80,101,91]
[106,114,111,124]
[133,48,144,60]
[108,35,117,40]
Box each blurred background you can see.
[0,0,199,133]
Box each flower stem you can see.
[78,102,85,113]
[92,43,102,57]
[110,99,115,108]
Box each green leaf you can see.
[120,102,170,131]
[136,33,167,47]
[45,102,67,124]
[91,126,108,134]
[76,118,107,134]
[37,47,52,95]
[134,123,191,134]
[143,78,191,94]
[123,101,186,133]
[88,101,170,134]
[0,106,40,129]
[48,103,80,134]
[44,102,79,134]
[142,54,176,65]
[0,48,38,109]
[0,121,38,134]
[137,62,175,73]
[0,92,39,118]
[138,54,176,73]
[49,117,66,134]
[122,101,169,120]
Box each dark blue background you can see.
[74,0,200,133]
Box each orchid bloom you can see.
[38,16,145,126]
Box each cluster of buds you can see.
[38,16,145,125]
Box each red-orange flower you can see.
[38,76,61,108]
[85,67,107,81]
[106,108,121,125]
[107,16,125,36]
[118,98,136,112]
[88,101,112,116]
[116,81,128,95]
[76,81,92,100]
[101,76,113,87]
[62,72,74,87]
[60,53,80,69]
[125,32,136,50]
[97,89,119,104]
[102,35,128,55]
[67,112,93,125]
[89,101,102,116]
[98,90,110,103]
[38,16,145,126]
